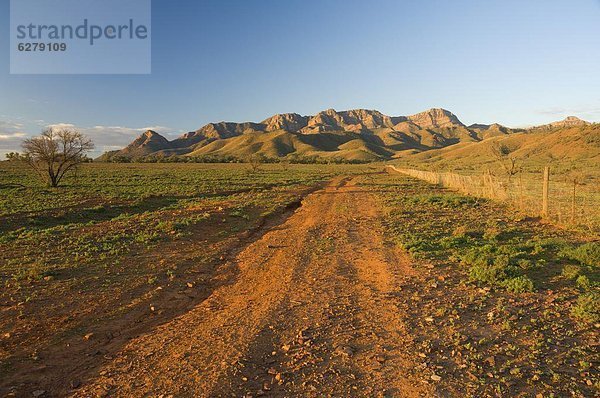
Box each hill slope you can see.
[99,111,595,162]
[394,122,600,172]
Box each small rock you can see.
[430,374,441,382]
[424,317,434,323]
[70,380,81,389]
[375,354,386,363]
[150,305,156,312]
[186,282,194,288]
[336,345,354,357]
[267,367,277,375]
[262,382,271,391]
[83,333,94,341]
[32,391,45,397]
[275,373,284,384]
[281,344,291,353]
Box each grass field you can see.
[0,162,368,391]
[0,162,598,397]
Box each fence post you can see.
[542,166,550,218]
[571,181,576,224]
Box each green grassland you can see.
[0,162,371,374]
[0,162,597,396]
[370,173,598,395]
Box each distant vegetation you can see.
[105,153,371,165]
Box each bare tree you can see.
[22,128,94,187]
[490,143,521,184]
[247,154,263,173]
[280,158,290,171]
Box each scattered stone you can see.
[424,317,434,323]
[275,373,284,384]
[281,344,291,353]
[267,367,277,375]
[336,345,354,357]
[32,391,45,397]
[375,354,386,363]
[83,333,94,341]
[186,282,194,288]
[484,356,496,367]
[150,305,156,312]
[262,382,271,391]
[430,374,441,382]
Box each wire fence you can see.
[387,166,600,234]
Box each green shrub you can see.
[502,276,535,293]
[468,263,506,285]
[561,264,581,280]
[406,194,478,207]
[560,242,600,267]
[575,275,591,290]
[517,259,533,269]
[439,235,469,249]
[460,245,495,268]
[483,225,501,241]
[493,254,511,269]
[571,293,600,323]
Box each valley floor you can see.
[73,176,432,397]
[1,168,597,397]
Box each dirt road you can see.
[73,177,431,397]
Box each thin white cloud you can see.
[537,106,600,117]
[0,119,174,157]
[0,120,28,157]
[46,123,174,154]
[0,121,24,130]
[0,132,26,140]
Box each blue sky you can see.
[1,0,600,155]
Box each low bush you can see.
[560,242,600,267]
[575,275,591,290]
[571,292,600,323]
[561,264,581,280]
[501,276,535,293]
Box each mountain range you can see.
[98,108,593,162]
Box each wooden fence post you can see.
[542,166,550,218]
[571,181,576,224]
